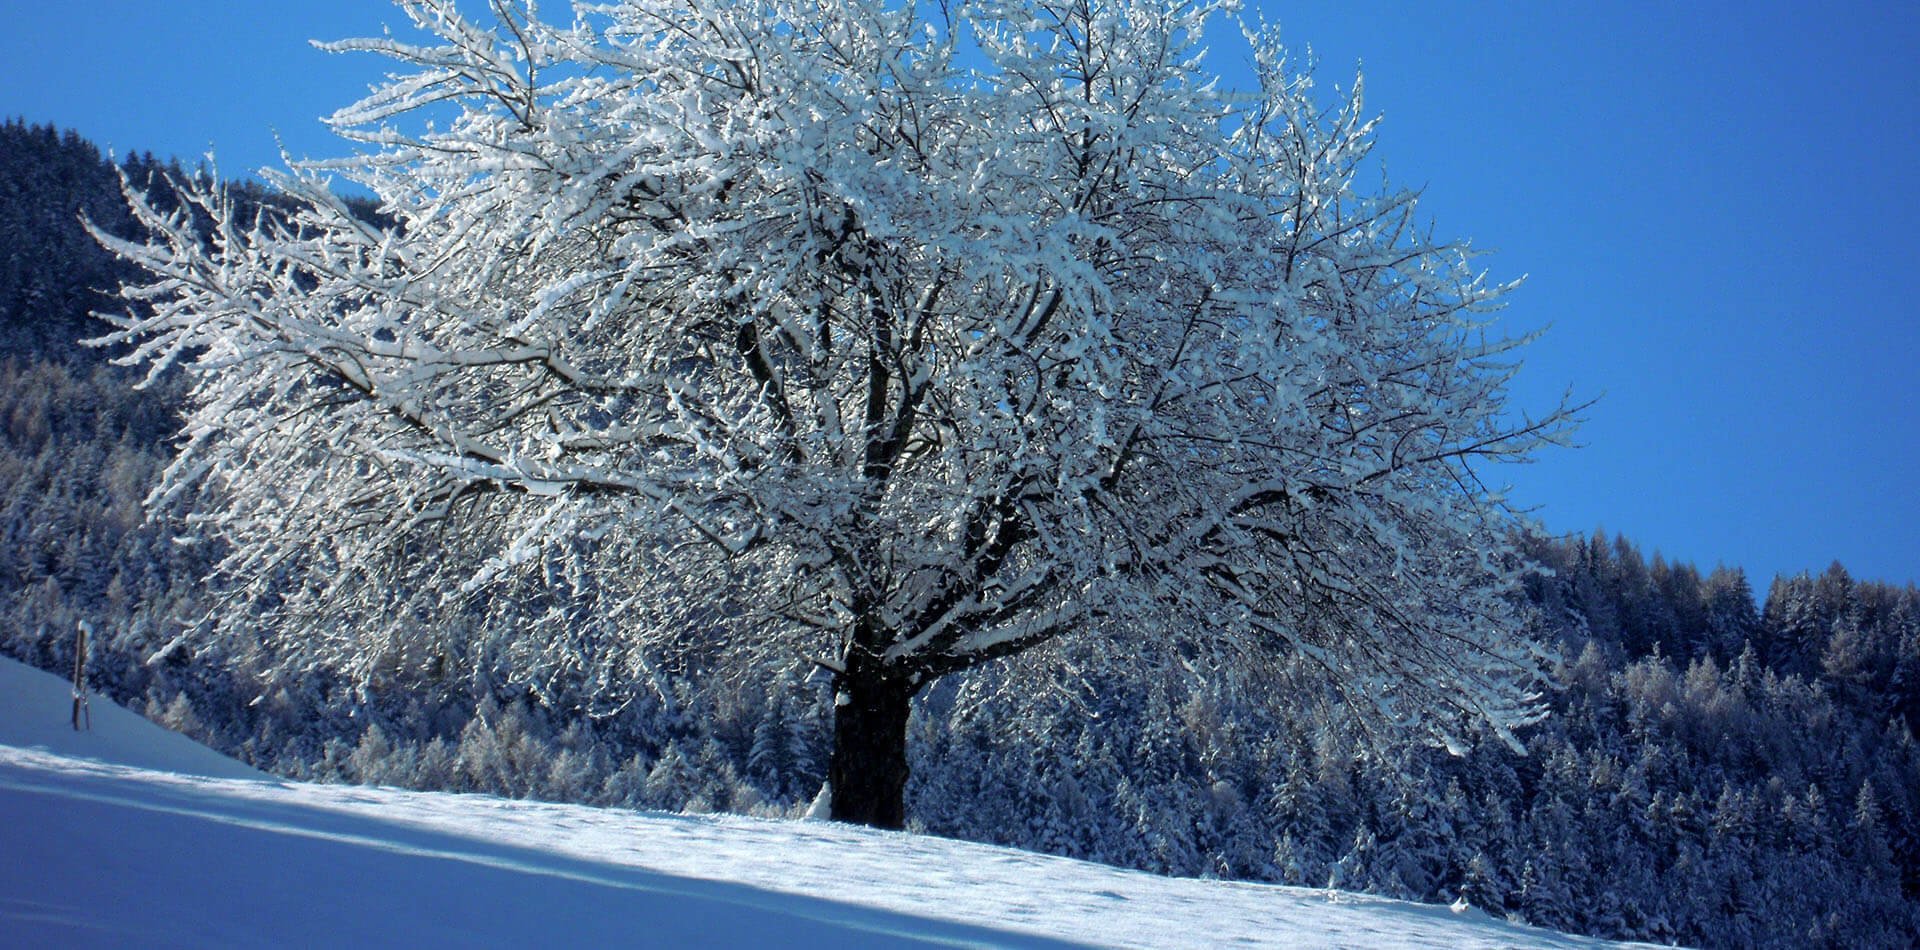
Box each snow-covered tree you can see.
[94,0,1576,827]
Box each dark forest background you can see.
[3,119,1916,948]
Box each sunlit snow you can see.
[1,657,1640,948]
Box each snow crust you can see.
[0,658,1644,949]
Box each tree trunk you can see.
[827,661,917,829]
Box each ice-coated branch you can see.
[98,0,1580,813]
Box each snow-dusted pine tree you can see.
[94,0,1576,827]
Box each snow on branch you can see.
[100,0,1580,760]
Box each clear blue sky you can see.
[5,1,1916,588]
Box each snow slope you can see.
[0,658,1643,948]
[0,655,262,780]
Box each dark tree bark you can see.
[827,655,919,829]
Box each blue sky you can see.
[4,1,1916,588]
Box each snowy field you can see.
[0,657,1644,948]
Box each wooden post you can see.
[71,620,91,732]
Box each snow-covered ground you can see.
[0,657,1643,948]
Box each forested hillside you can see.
[3,120,1916,948]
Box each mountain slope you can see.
[0,659,1637,949]
[0,655,260,780]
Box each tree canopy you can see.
[95,0,1577,826]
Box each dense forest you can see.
[3,118,1916,948]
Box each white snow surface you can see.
[0,654,263,780]
[1,657,1645,948]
